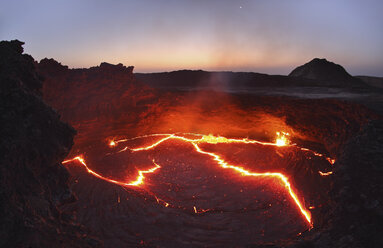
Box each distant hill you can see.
[135,70,350,89]
[136,58,369,89]
[289,58,366,88]
[356,76,383,89]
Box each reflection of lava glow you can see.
[63,132,336,227]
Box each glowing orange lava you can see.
[63,156,161,187]
[319,171,333,176]
[63,132,335,227]
[275,131,290,146]
[191,142,312,224]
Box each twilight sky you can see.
[1,0,382,76]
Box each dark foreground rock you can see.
[275,120,383,248]
[322,119,383,248]
[0,40,100,247]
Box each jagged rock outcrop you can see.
[38,58,156,148]
[289,58,366,88]
[38,58,150,123]
[0,40,99,247]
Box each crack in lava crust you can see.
[62,156,162,187]
[63,133,335,229]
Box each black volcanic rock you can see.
[0,40,42,93]
[289,58,366,88]
[37,59,155,150]
[38,59,149,123]
[328,119,383,247]
[0,40,99,247]
[39,58,69,77]
[284,120,383,248]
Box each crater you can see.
[39,60,379,247]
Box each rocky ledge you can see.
[0,40,100,247]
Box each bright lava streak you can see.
[275,131,289,146]
[319,171,333,176]
[193,206,198,214]
[191,142,312,225]
[63,132,335,227]
[63,156,161,187]
[120,133,313,225]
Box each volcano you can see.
[2,40,383,248]
[289,58,367,88]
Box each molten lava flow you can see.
[299,148,335,165]
[275,131,290,146]
[126,161,162,186]
[115,133,317,224]
[319,171,333,176]
[63,156,161,187]
[64,132,336,227]
[193,206,197,213]
[131,134,176,151]
[115,132,296,153]
[191,142,312,224]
